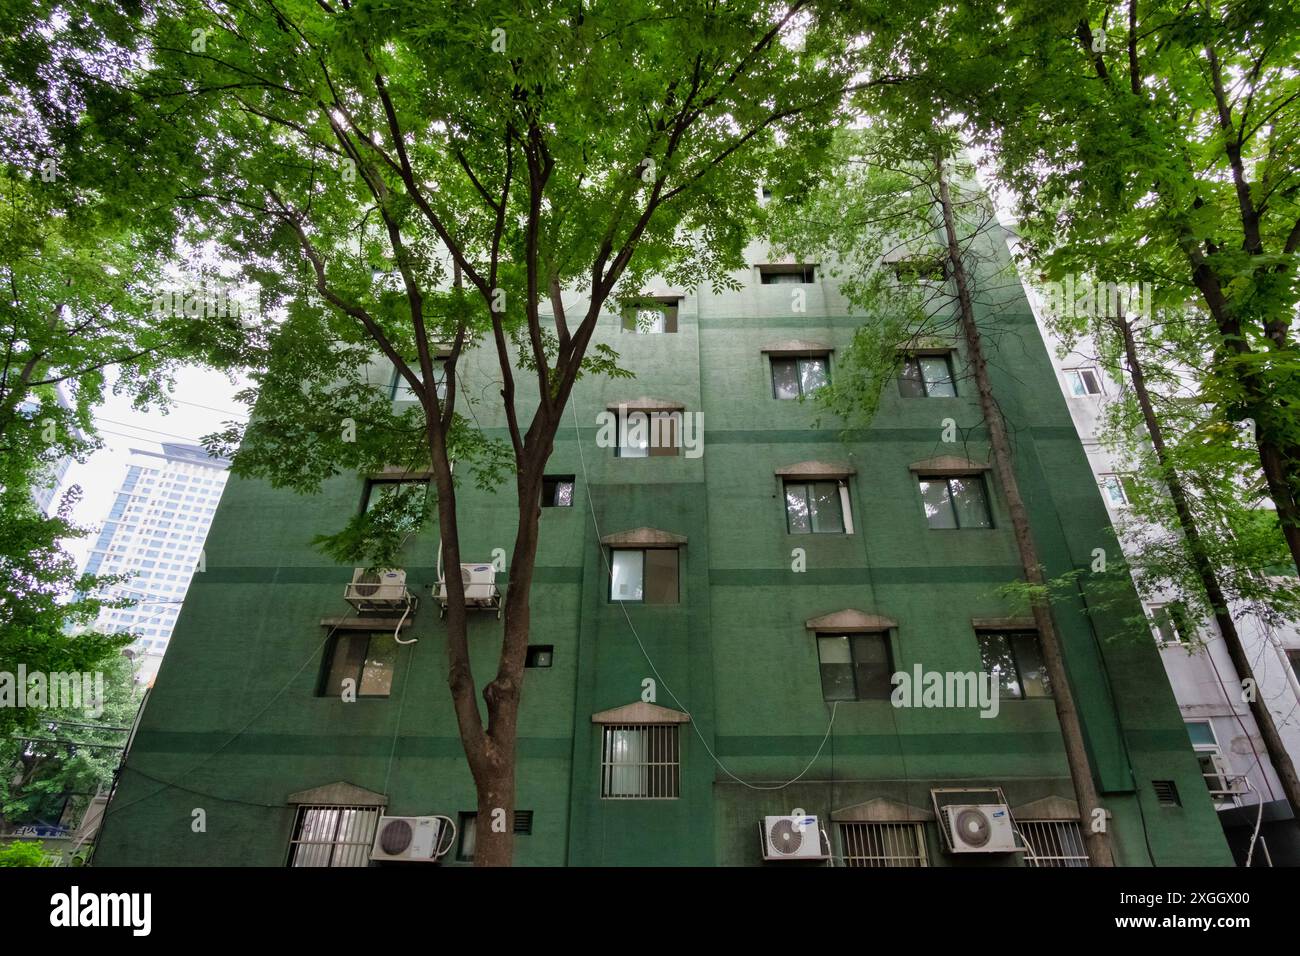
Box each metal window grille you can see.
[1020,820,1089,868]
[600,724,680,799]
[838,822,928,867]
[287,804,380,867]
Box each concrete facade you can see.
[94,221,1233,867]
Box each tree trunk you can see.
[1117,315,1300,819]
[936,157,1115,866]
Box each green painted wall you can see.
[94,225,1232,868]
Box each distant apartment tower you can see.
[84,442,230,685]
[1028,290,1300,866]
[24,385,81,515]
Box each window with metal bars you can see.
[600,724,680,799]
[1019,820,1089,868]
[837,822,928,867]
[286,804,380,867]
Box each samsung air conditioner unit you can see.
[943,804,1018,853]
[344,568,410,612]
[760,815,827,861]
[435,563,501,617]
[370,815,445,863]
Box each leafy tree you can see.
[770,124,1117,865]
[105,0,889,864]
[0,4,246,739]
[0,654,140,834]
[0,840,58,867]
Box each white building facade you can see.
[84,443,230,686]
[1028,292,1300,865]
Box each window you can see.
[361,478,429,531]
[759,264,816,284]
[838,822,928,867]
[390,360,447,402]
[771,356,830,399]
[784,479,849,534]
[621,300,678,333]
[287,805,380,867]
[609,548,679,604]
[1287,649,1300,680]
[890,256,945,282]
[541,476,574,508]
[456,812,477,862]
[600,724,680,798]
[1100,474,1138,506]
[1065,367,1104,396]
[1020,821,1088,868]
[1149,603,1191,645]
[320,631,399,698]
[917,475,992,529]
[898,354,957,397]
[977,630,1051,699]
[816,632,893,701]
[614,410,680,458]
[525,645,554,668]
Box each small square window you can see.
[609,548,679,604]
[525,645,554,668]
[759,264,816,284]
[621,300,678,333]
[1149,604,1191,645]
[771,356,830,399]
[1065,368,1104,396]
[542,476,575,508]
[1289,649,1300,680]
[785,479,848,534]
[320,631,398,698]
[361,478,429,532]
[816,632,893,701]
[898,355,956,398]
[976,630,1051,699]
[917,475,992,529]
[287,805,380,867]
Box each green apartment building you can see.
[94,222,1234,867]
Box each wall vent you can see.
[1152,780,1181,807]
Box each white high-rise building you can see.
[83,442,230,685]
[1027,288,1300,865]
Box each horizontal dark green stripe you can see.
[194,566,582,585]
[130,731,571,758]
[708,566,1025,586]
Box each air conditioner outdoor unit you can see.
[943,804,1018,853]
[370,815,447,863]
[435,563,501,618]
[760,815,828,861]
[344,568,411,612]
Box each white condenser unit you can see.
[943,804,1018,853]
[435,563,501,618]
[344,568,411,612]
[370,815,447,863]
[760,815,828,861]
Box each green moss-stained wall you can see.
[94,225,1233,868]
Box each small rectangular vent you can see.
[1153,780,1181,807]
[514,810,533,834]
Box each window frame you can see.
[613,409,681,458]
[541,475,575,508]
[916,474,994,530]
[319,630,400,699]
[770,354,831,400]
[608,547,680,605]
[389,359,447,403]
[897,353,957,398]
[758,264,817,284]
[620,299,679,334]
[599,723,681,800]
[815,630,895,702]
[525,645,554,668]
[976,629,1052,700]
[1148,603,1191,645]
[286,804,381,867]
[1020,820,1089,868]
[1064,367,1104,397]
[783,478,852,535]
[837,821,929,867]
